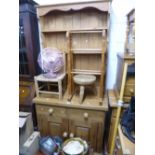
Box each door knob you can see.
[63,132,68,138]
[129,88,134,95]
[69,133,74,138]
[84,112,89,119]
[48,108,54,115]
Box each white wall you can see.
[106,0,135,89]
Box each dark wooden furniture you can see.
[19,81,37,127]
[19,0,40,80]
[19,0,40,128]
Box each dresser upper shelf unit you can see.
[37,0,109,102]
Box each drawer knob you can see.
[48,108,54,115]
[129,88,134,94]
[84,113,89,119]
[69,133,74,138]
[63,132,68,138]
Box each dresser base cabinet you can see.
[36,104,106,153]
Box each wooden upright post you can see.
[99,29,106,99]
[67,31,74,100]
[66,31,71,97]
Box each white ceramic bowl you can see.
[62,138,88,155]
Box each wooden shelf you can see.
[72,69,101,75]
[39,90,59,95]
[71,48,102,54]
[41,30,66,33]
[41,27,107,33]
[70,30,103,34]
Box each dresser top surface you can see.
[33,93,108,111]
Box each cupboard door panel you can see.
[69,120,98,151]
[75,126,90,141]
[48,118,69,138]
[89,122,98,151]
[96,122,104,153]
[48,122,62,136]
[37,114,48,136]
[107,117,116,153]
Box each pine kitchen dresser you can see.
[33,0,110,153]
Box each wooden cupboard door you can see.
[48,118,68,138]
[96,122,104,153]
[75,126,89,141]
[107,117,116,153]
[37,113,48,136]
[36,105,68,137]
[69,120,98,151]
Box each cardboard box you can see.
[19,112,33,146]
[20,131,40,155]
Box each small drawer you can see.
[123,96,131,103]
[126,76,135,85]
[124,84,135,96]
[67,108,104,122]
[112,109,117,117]
[36,105,67,117]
